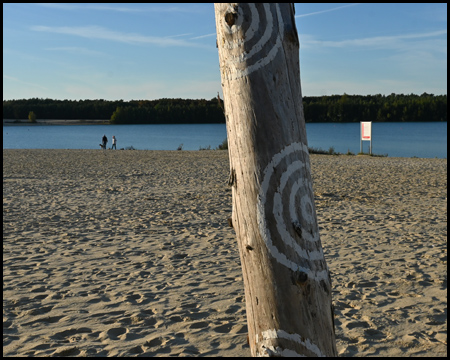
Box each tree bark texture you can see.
[214,3,337,357]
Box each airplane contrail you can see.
[295,3,360,18]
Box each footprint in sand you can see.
[22,315,65,327]
[343,320,371,330]
[128,345,145,354]
[426,312,447,326]
[364,328,386,339]
[30,285,48,293]
[52,346,80,356]
[230,324,248,334]
[145,337,163,348]
[50,327,92,341]
[189,321,209,329]
[212,322,233,333]
[30,343,52,352]
[26,305,54,316]
[99,327,127,340]
[169,315,185,323]
[31,294,48,300]
[225,305,242,314]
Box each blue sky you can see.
[3,3,447,101]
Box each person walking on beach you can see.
[111,135,117,150]
[102,134,108,149]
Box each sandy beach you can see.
[3,149,447,357]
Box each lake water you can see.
[3,122,447,158]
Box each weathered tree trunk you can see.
[214,4,337,357]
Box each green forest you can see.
[3,93,446,124]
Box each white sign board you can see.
[361,121,372,140]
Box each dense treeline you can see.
[3,93,447,123]
[302,93,447,123]
[2,98,225,124]
[3,98,121,121]
[110,98,224,124]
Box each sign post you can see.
[361,121,372,154]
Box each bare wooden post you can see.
[214,4,337,356]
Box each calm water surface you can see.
[3,122,447,158]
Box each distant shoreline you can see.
[3,119,109,126]
[3,119,447,127]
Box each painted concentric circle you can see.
[256,142,328,281]
[218,3,284,80]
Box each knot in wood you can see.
[225,12,237,27]
[294,270,308,286]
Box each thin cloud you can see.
[295,4,360,18]
[36,3,141,12]
[190,33,216,40]
[45,47,106,56]
[30,25,209,48]
[302,29,447,49]
[165,33,194,39]
[35,3,202,14]
[3,75,48,90]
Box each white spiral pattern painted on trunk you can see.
[218,3,284,80]
[257,142,329,282]
[256,144,329,355]
[257,329,325,357]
